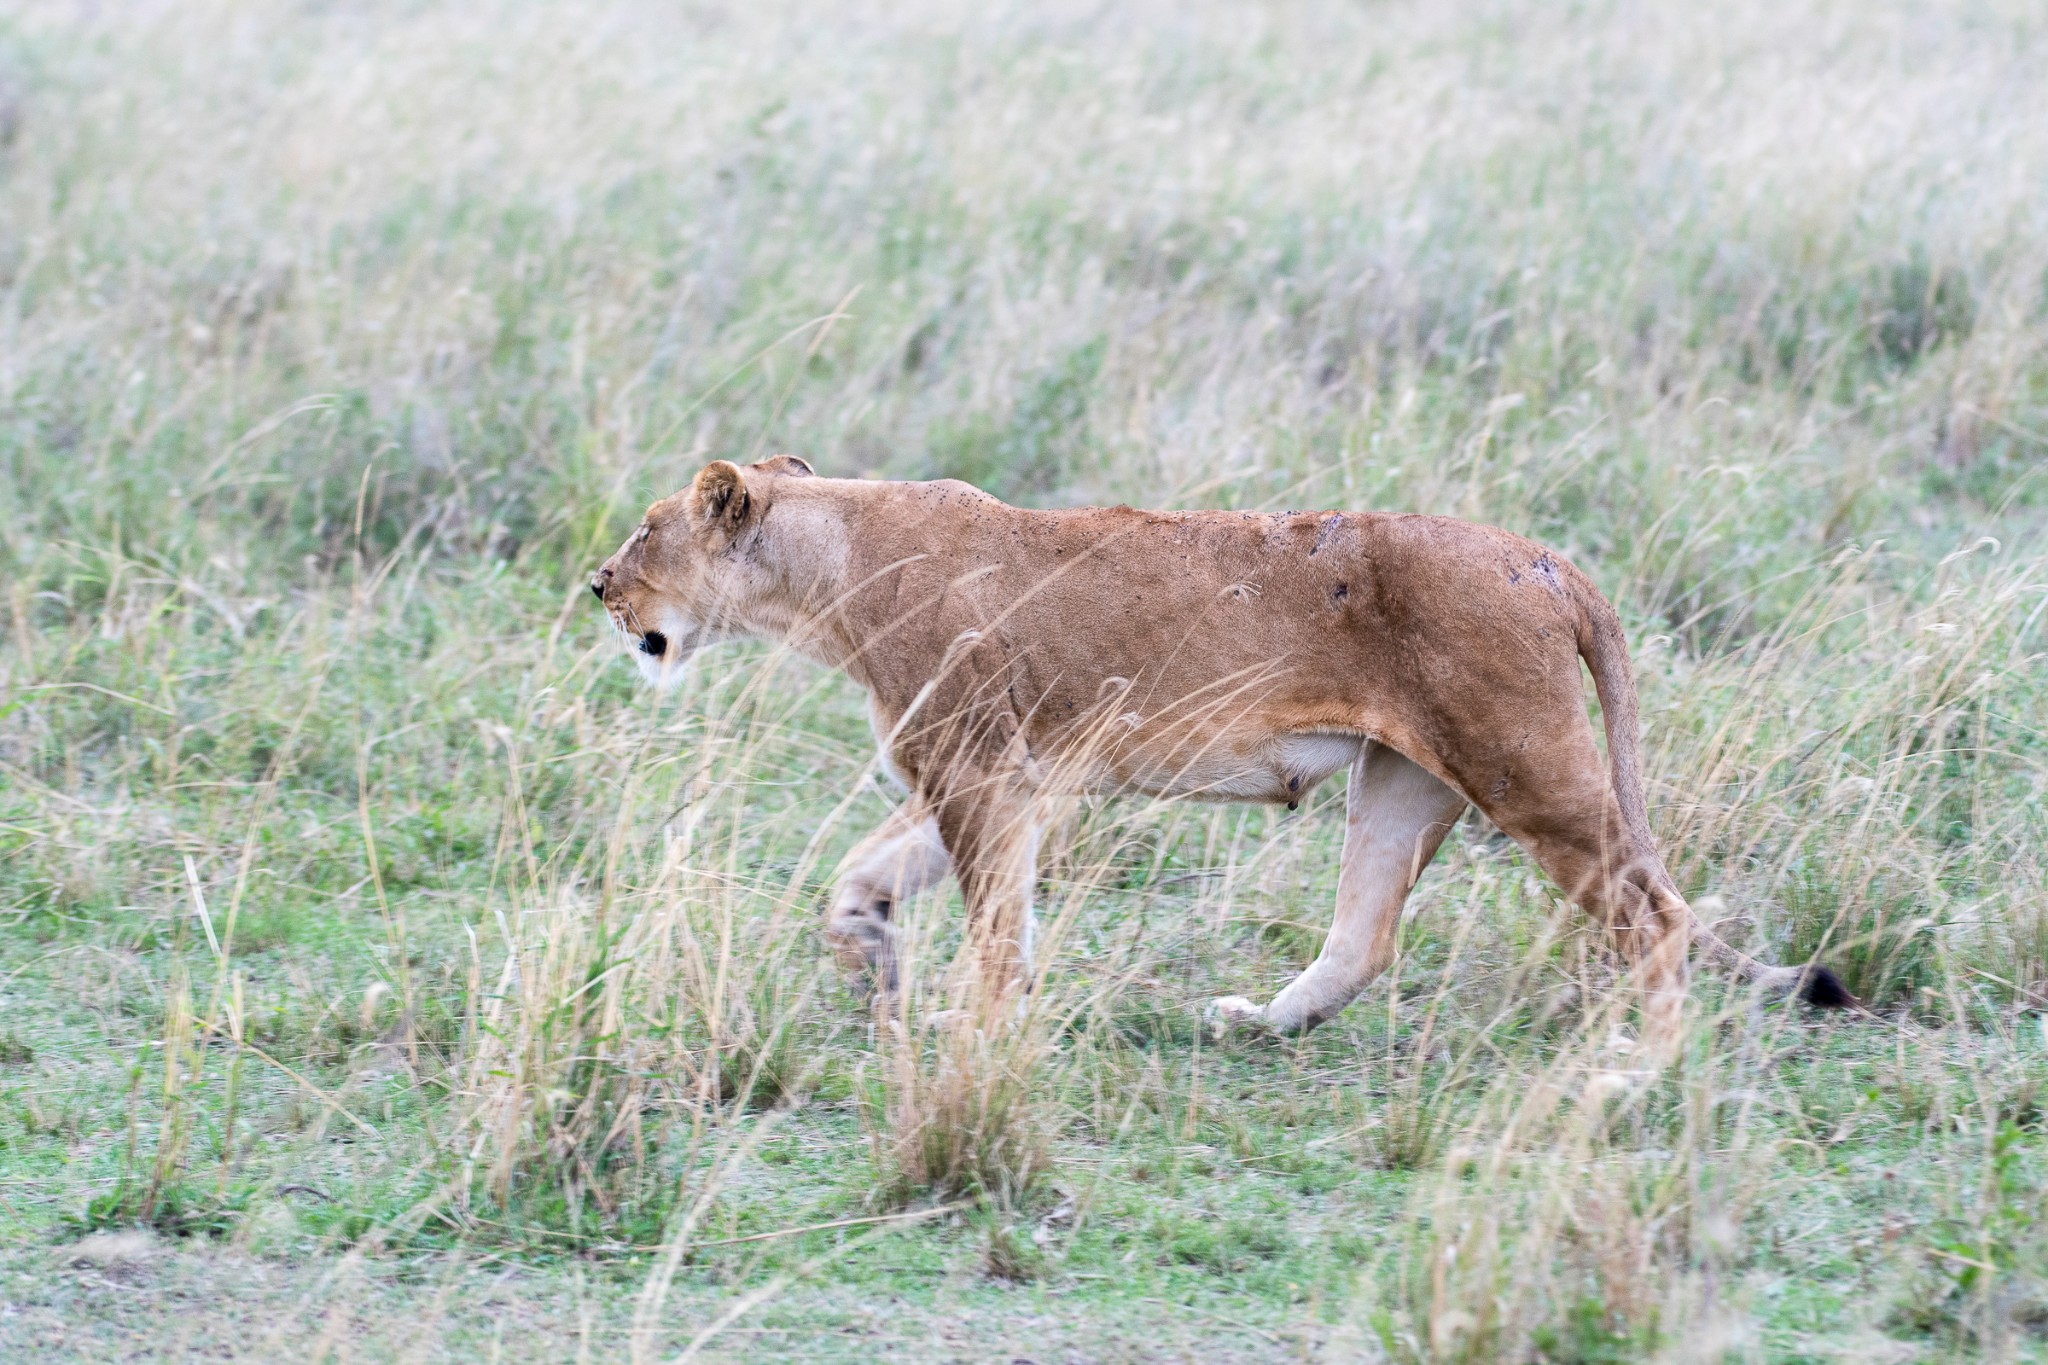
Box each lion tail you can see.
[1571,573,1856,1010]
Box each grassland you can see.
[2,0,2047,1359]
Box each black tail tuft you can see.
[1799,965,1856,1009]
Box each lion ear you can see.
[754,454,815,477]
[692,460,751,534]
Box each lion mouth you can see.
[639,630,668,658]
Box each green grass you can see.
[3,0,2048,1359]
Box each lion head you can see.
[590,455,814,689]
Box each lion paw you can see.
[1206,995,1267,1038]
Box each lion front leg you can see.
[926,774,1042,1010]
[825,796,952,994]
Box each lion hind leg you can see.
[1216,743,1465,1035]
[1475,755,1692,1061]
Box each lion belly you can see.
[1100,729,1363,804]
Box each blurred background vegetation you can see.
[1,1,2045,1359]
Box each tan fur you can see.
[594,457,1840,1046]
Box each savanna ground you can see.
[2,0,2046,1359]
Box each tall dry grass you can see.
[2,0,2045,1356]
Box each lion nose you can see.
[590,569,611,602]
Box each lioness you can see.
[593,457,1849,1046]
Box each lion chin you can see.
[633,651,688,693]
[590,454,1856,1056]
[632,636,695,693]
[609,608,697,693]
